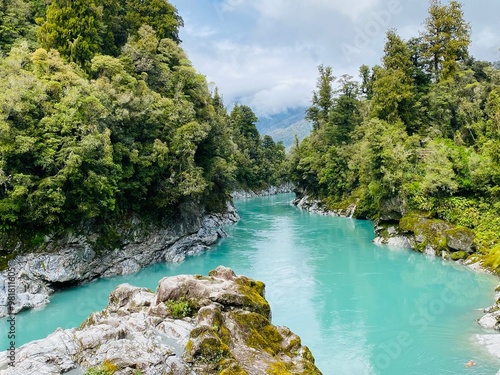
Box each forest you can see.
[0,0,286,257]
[289,0,500,271]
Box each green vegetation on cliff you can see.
[0,0,285,257]
[288,0,500,271]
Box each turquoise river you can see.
[2,193,500,374]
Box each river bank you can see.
[0,203,239,318]
[292,194,500,362]
[231,182,294,200]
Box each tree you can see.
[37,0,102,69]
[306,65,334,130]
[124,0,183,43]
[0,0,35,53]
[359,64,374,99]
[420,0,471,81]
[326,75,360,145]
[371,31,416,129]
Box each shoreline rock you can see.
[0,267,322,375]
[231,182,294,200]
[0,204,239,318]
[292,195,356,218]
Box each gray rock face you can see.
[444,227,475,253]
[293,195,356,217]
[379,196,406,221]
[0,267,322,375]
[231,182,294,200]
[0,204,239,317]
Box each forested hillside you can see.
[0,0,285,257]
[289,0,500,270]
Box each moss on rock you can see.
[231,311,284,356]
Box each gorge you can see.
[2,194,500,374]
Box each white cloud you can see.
[172,0,500,116]
[221,0,382,22]
[184,24,217,38]
[186,40,318,115]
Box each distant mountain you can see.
[257,107,312,148]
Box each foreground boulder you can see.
[0,266,322,375]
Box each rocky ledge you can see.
[0,267,322,375]
[292,195,356,218]
[231,183,294,200]
[0,204,239,318]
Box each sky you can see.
[168,0,500,117]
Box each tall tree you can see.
[37,0,102,68]
[420,0,471,81]
[359,64,374,99]
[371,31,416,129]
[124,0,183,43]
[327,75,360,145]
[306,65,335,130]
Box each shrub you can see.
[166,297,194,318]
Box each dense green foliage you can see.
[230,104,287,190]
[0,0,285,255]
[289,0,500,269]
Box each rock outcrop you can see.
[0,204,239,317]
[292,195,356,218]
[231,183,294,200]
[0,267,322,375]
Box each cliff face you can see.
[0,204,239,317]
[0,267,322,375]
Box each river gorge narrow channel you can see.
[1,193,500,374]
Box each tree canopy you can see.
[0,0,285,256]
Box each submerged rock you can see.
[0,267,322,375]
[0,204,239,317]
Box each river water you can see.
[1,193,500,374]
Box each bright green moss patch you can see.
[482,244,500,274]
[450,251,468,261]
[235,277,271,318]
[186,332,231,365]
[231,311,284,356]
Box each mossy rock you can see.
[482,244,500,274]
[450,251,468,261]
[213,276,271,319]
[185,331,231,365]
[219,364,249,375]
[444,226,475,253]
[399,213,450,251]
[266,362,293,374]
[231,311,284,356]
